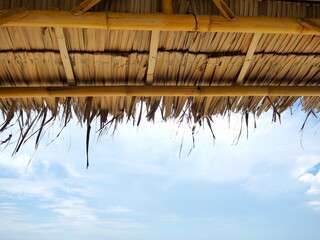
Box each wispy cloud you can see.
[0,153,33,176]
[306,186,320,195]
[0,202,29,221]
[0,178,57,199]
[308,201,320,211]
[106,206,132,213]
[44,198,97,221]
[0,201,64,239]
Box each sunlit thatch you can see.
[0,0,320,166]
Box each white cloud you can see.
[0,202,27,221]
[0,178,56,199]
[0,153,34,175]
[99,220,145,229]
[47,199,97,221]
[106,206,132,213]
[0,201,65,238]
[306,186,320,195]
[299,170,320,194]
[298,163,320,211]
[293,155,320,178]
[299,173,313,183]
[308,201,320,211]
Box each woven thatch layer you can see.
[1,51,319,87]
[0,52,66,86]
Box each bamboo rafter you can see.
[146,0,173,85]
[297,17,320,33]
[162,0,173,14]
[212,0,236,21]
[54,27,76,86]
[146,30,160,85]
[1,11,320,35]
[71,0,102,16]
[0,8,30,25]
[236,33,262,84]
[1,86,320,98]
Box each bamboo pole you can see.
[236,33,262,84]
[71,0,102,16]
[0,8,30,25]
[1,86,320,98]
[212,0,236,21]
[162,0,173,14]
[297,18,320,33]
[54,27,76,86]
[147,0,172,85]
[146,30,160,85]
[1,10,320,35]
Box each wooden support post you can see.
[2,11,320,35]
[0,8,29,25]
[162,0,173,14]
[146,30,160,85]
[54,27,76,86]
[212,0,236,21]
[71,0,102,16]
[146,0,172,85]
[297,18,320,33]
[236,33,262,84]
[1,86,320,98]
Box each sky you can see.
[0,106,320,240]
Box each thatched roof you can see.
[0,0,320,165]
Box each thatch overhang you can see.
[0,0,320,163]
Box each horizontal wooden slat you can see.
[1,86,320,98]
[1,10,320,35]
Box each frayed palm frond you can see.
[267,97,281,124]
[0,103,16,133]
[206,116,216,144]
[0,93,318,167]
[301,110,317,132]
[0,134,12,145]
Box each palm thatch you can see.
[0,0,320,166]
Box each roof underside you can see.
[0,0,320,154]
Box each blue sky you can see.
[0,107,320,240]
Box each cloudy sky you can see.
[0,106,320,240]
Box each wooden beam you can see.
[2,11,320,35]
[146,1,172,85]
[146,30,160,85]
[236,33,262,84]
[71,0,102,16]
[162,0,173,14]
[1,86,320,98]
[297,17,320,33]
[54,27,76,86]
[213,0,236,21]
[0,8,29,25]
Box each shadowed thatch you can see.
[0,0,320,166]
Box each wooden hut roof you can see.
[0,0,320,161]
